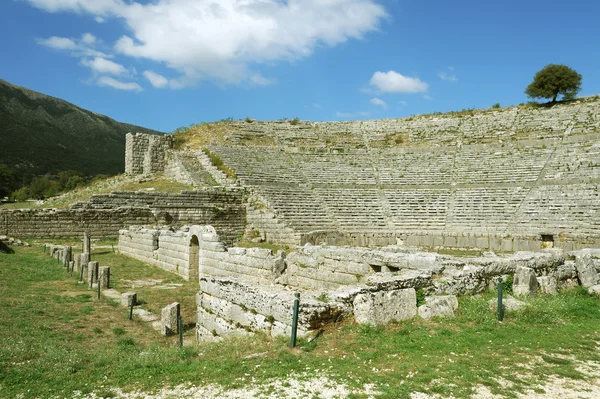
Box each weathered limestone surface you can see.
[572,252,600,288]
[353,288,417,325]
[513,266,539,296]
[0,190,246,244]
[99,266,110,289]
[88,261,99,285]
[418,295,459,319]
[121,292,137,307]
[161,302,180,336]
[489,295,527,312]
[197,276,347,340]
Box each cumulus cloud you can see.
[143,70,168,88]
[81,57,128,76]
[37,36,78,50]
[26,0,388,87]
[369,71,429,93]
[370,97,388,109]
[81,33,96,45]
[97,76,142,92]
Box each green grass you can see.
[1,247,599,398]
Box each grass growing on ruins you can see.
[0,174,197,210]
[1,247,600,398]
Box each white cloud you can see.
[250,74,276,86]
[26,0,388,87]
[424,94,433,100]
[336,111,370,119]
[81,33,96,44]
[370,97,388,109]
[400,100,408,106]
[312,103,322,109]
[37,36,77,50]
[82,57,127,76]
[438,72,457,82]
[369,71,429,93]
[143,70,168,88]
[96,76,142,92]
[95,16,106,23]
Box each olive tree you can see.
[525,64,582,103]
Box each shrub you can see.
[289,117,300,125]
[492,103,501,109]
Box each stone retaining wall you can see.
[1,189,246,242]
[125,133,172,175]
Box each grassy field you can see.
[1,247,599,398]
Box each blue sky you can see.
[1,0,599,132]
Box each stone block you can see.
[121,292,137,307]
[74,255,81,273]
[575,254,600,288]
[63,246,72,267]
[353,288,416,325]
[588,285,600,296]
[488,295,527,312]
[83,232,91,254]
[88,261,99,286]
[68,261,74,273]
[418,295,459,319]
[99,266,110,289]
[161,302,180,336]
[513,266,538,296]
[537,276,558,295]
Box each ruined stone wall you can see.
[125,133,172,175]
[0,208,156,238]
[1,189,246,241]
[118,225,283,282]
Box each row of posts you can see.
[43,234,301,348]
[45,232,110,293]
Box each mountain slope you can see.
[0,78,163,179]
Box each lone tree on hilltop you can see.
[525,64,582,103]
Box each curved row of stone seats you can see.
[374,148,455,186]
[254,186,337,232]
[450,187,529,232]
[224,99,599,148]
[511,184,600,235]
[315,189,388,229]
[384,189,451,230]
[453,142,554,184]
[542,136,600,182]
[292,154,377,186]
[571,102,600,133]
[211,146,306,186]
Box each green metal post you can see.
[290,292,300,348]
[178,315,183,347]
[97,281,101,300]
[129,300,134,321]
[497,278,504,322]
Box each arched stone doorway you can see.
[189,235,199,281]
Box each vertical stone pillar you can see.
[63,246,72,267]
[80,253,91,281]
[68,261,74,273]
[161,302,180,336]
[121,292,137,307]
[99,266,110,289]
[88,261,99,286]
[83,232,91,254]
[74,255,81,273]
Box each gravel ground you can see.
[70,360,600,399]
